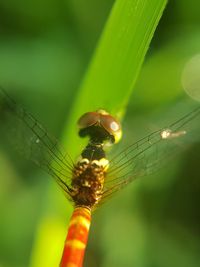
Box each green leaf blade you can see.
[64,0,167,156]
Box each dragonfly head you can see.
[77,110,122,145]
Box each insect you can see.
[0,88,200,267]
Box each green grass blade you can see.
[64,0,167,157]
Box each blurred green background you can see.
[0,1,200,267]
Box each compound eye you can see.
[100,114,122,143]
[77,112,100,129]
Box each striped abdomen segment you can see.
[60,207,91,267]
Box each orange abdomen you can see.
[60,207,91,267]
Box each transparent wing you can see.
[0,88,72,195]
[102,106,200,200]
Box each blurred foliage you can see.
[0,1,200,267]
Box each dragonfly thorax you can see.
[70,158,108,208]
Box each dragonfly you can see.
[0,88,200,267]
